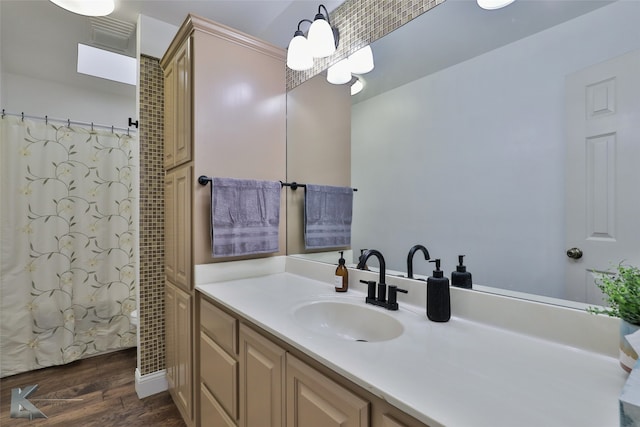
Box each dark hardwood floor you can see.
[0,347,186,426]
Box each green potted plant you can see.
[588,263,640,372]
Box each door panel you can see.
[565,49,640,303]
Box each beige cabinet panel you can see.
[201,332,238,421]
[381,414,410,427]
[166,281,193,425]
[174,165,192,290]
[175,284,193,420]
[372,401,430,427]
[239,324,285,427]
[201,298,237,356]
[164,60,176,169]
[286,354,368,427]
[174,37,192,167]
[165,282,176,390]
[165,165,192,291]
[201,384,236,427]
[164,173,176,281]
[164,36,192,170]
[165,165,192,290]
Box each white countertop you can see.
[197,271,626,427]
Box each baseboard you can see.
[135,368,168,398]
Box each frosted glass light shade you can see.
[327,59,351,85]
[351,78,364,96]
[477,0,516,10]
[348,45,374,74]
[287,34,313,71]
[308,17,336,58]
[50,0,115,16]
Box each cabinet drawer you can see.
[201,297,237,355]
[201,383,236,427]
[201,332,238,420]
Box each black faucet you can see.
[357,249,407,310]
[407,244,430,279]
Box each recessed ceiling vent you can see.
[89,16,136,55]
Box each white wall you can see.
[1,12,177,129]
[351,1,640,299]
[138,15,178,59]
[3,72,134,128]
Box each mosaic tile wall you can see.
[138,54,165,376]
[286,0,444,90]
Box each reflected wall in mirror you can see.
[287,0,640,305]
[286,73,351,255]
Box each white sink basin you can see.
[293,300,404,342]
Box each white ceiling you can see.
[0,0,618,101]
[352,0,614,102]
[0,0,343,95]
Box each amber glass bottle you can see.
[335,251,349,292]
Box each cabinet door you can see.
[286,354,368,427]
[239,325,285,427]
[174,36,192,166]
[380,415,411,427]
[165,282,176,390]
[174,165,192,290]
[164,172,176,282]
[175,285,193,420]
[200,332,238,421]
[201,384,236,427]
[163,60,176,169]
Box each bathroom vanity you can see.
[195,256,626,427]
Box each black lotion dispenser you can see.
[451,255,472,289]
[426,259,451,322]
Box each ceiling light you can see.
[351,78,364,96]
[348,45,374,75]
[477,0,516,10]
[50,0,115,16]
[326,58,351,85]
[286,20,314,71]
[307,5,339,58]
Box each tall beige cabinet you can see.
[161,14,286,427]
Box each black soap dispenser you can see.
[426,259,451,322]
[451,255,472,289]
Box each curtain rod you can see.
[1,109,137,134]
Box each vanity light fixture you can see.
[286,19,314,71]
[327,45,374,86]
[348,45,374,74]
[327,58,352,84]
[50,0,115,16]
[477,0,516,10]
[286,4,339,70]
[307,4,340,58]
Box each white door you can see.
[565,49,640,304]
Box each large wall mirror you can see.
[286,0,640,306]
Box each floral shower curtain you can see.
[0,116,137,377]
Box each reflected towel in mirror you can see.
[304,184,353,249]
